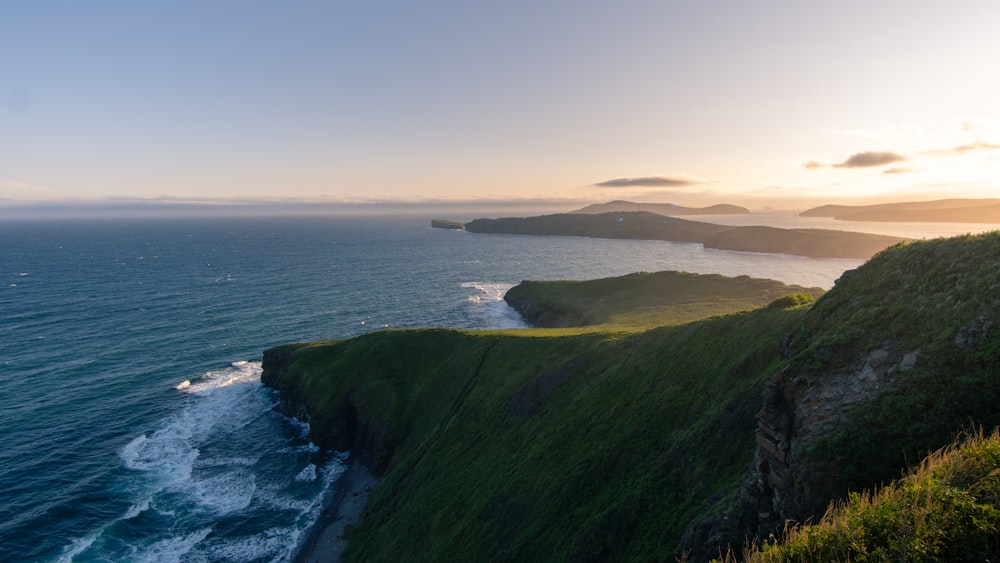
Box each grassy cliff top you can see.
[267,307,806,561]
[504,270,824,329]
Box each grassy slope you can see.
[784,232,1000,491]
[274,305,807,561]
[504,270,824,329]
[744,429,1000,562]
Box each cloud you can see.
[922,141,1000,156]
[883,167,911,175]
[594,176,702,188]
[802,161,824,170]
[833,151,907,168]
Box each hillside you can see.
[800,198,1000,223]
[504,270,824,329]
[264,310,805,561]
[741,231,1000,546]
[570,200,750,216]
[743,429,1000,562]
[261,231,1000,561]
[464,211,906,259]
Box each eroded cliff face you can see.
[261,346,396,475]
[746,344,921,534]
[678,337,927,560]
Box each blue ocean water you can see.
[0,215,863,561]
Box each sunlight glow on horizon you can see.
[2,2,998,209]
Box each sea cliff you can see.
[262,231,1000,561]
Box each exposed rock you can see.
[742,344,915,537]
[899,350,919,371]
[955,315,995,348]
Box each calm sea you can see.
[0,214,989,561]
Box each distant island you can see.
[430,219,464,229]
[464,211,906,259]
[570,200,750,215]
[801,198,1000,223]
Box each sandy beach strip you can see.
[295,457,379,563]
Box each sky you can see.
[2,1,999,213]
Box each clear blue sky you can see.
[3,1,999,210]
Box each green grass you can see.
[740,428,1000,562]
[263,231,1000,561]
[272,307,805,561]
[786,232,1000,491]
[504,270,824,329]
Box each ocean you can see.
[0,214,988,561]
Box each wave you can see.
[60,360,342,562]
[461,282,529,329]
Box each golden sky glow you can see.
[2,2,998,211]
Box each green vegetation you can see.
[268,308,805,561]
[787,232,1000,490]
[504,270,824,329]
[743,429,1000,562]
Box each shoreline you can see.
[294,457,379,563]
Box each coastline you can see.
[295,457,378,563]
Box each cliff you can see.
[261,231,1000,561]
[739,232,1000,543]
[464,211,907,259]
[262,312,806,560]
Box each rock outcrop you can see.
[746,344,920,534]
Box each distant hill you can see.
[801,198,1000,223]
[571,200,749,215]
[464,211,906,259]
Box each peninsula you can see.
[801,198,1000,223]
[504,270,823,329]
[464,211,906,259]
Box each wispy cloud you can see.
[883,167,911,175]
[922,141,1000,156]
[833,151,907,168]
[803,151,908,170]
[594,176,702,188]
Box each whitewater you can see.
[0,214,988,561]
